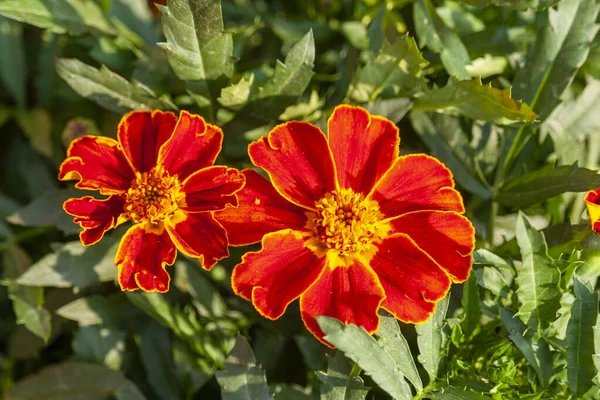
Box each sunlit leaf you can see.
[73,326,127,371]
[57,295,140,326]
[416,295,450,380]
[315,351,370,400]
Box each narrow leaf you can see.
[0,17,25,107]
[416,295,450,380]
[566,279,598,397]
[461,274,481,336]
[317,317,412,400]
[514,212,561,332]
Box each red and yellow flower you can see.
[215,104,475,345]
[585,190,600,232]
[59,110,245,293]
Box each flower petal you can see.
[166,212,229,270]
[64,196,126,246]
[585,190,600,231]
[232,230,326,319]
[115,224,176,293]
[389,211,475,282]
[249,121,337,209]
[370,154,464,218]
[328,105,399,195]
[118,110,177,173]
[214,169,309,246]
[59,136,134,194]
[370,233,451,323]
[180,166,245,213]
[157,111,223,181]
[300,257,385,346]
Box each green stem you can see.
[487,201,498,246]
[348,362,362,379]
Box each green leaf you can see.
[409,110,492,199]
[14,109,53,158]
[375,310,422,391]
[340,21,369,50]
[498,306,553,386]
[316,351,370,400]
[73,326,127,370]
[55,58,176,114]
[457,0,559,9]
[514,212,561,332]
[430,386,492,399]
[317,317,412,400]
[215,336,270,400]
[594,311,600,384]
[175,261,227,319]
[461,274,481,336]
[496,163,600,208]
[414,0,471,80]
[0,0,115,35]
[0,17,25,107]
[6,361,146,400]
[218,74,253,111]
[351,35,428,102]
[159,0,233,104]
[107,0,158,45]
[566,278,598,397]
[6,188,84,235]
[413,78,537,125]
[416,295,450,380]
[512,0,600,121]
[57,295,140,326]
[17,238,118,291]
[363,98,412,124]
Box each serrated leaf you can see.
[461,274,481,336]
[413,78,537,125]
[5,361,146,400]
[498,306,553,386]
[515,212,561,332]
[0,0,115,35]
[73,326,127,371]
[566,278,598,397]
[414,0,471,80]
[317,317,412,400]
[512,0,600,121]
[416,295,450,380]
[215,336,270,400]
[17,238,118,290]
[55,58,176,114]
[316,351,370,400]
[430,386,492,399]
[410,110,492,199]
[496,163,600,208]
[0,17,25,107]
[351,35,428,102]
[376,310,422,391]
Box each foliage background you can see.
[0,0,600,399]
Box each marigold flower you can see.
[214,104,475,345]
[59,110,245,293]
[585,189,600,232]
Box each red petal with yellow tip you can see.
[232,230,325,319]
[371,154,464,218]
[158,111,223,181]
[118,110,177,173]
[166,212,229,270]
[249,121,337,209]
[585,189,600,232]
[59,136,134,194]
[300,257,385,347]
[180,166,245,213]
[389,211,475,282]
[214,169,309,246]
[328,105,399,195]
[370,234,451,323]
[64,195,125,246]
[115,224,176,293]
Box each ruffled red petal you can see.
[389,211,475,282]
[248,121,337,209]
[232,230,326,320]
[213,169,309,246]
[370,234,451,323]
[118,110,177,173]
[370,154,464,218]
[166,212,229,270]
[115,224,176,293]
[64,196,126,246]
[328,105,399,195]
[58,136,134,194]
[157,111,223,182]
[300,257,385,347]
[585,189,600,232]
[180,166,245,213]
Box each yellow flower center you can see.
[309,188,390,257]
[124,165,184,225]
